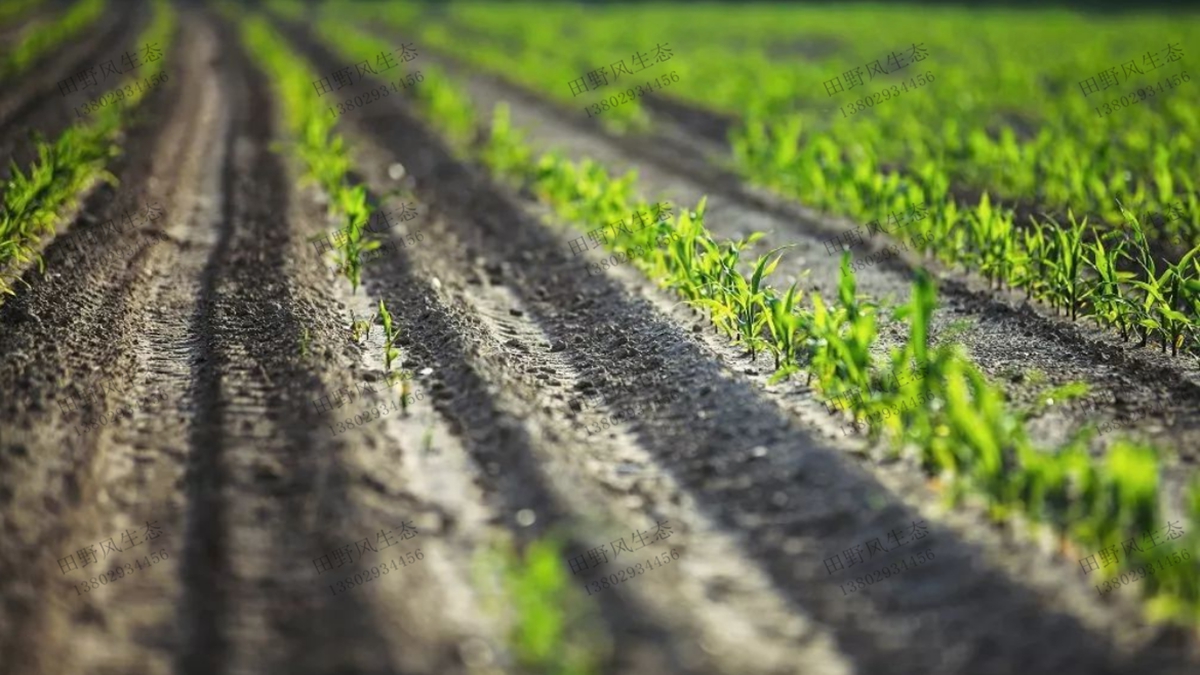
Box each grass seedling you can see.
[1050,212,1088,320]
[376,300,413,413]
[1016,219,1051,301]
[1083,229,1135,340]
[483,103,534,179]
[300,327,311,357]
[335,184,378,293]
[391,369,414,415]
[764,280,808,379]
[722,246,787,359]
[474,535,606,675]
[378,299,401,373]
[1,0,106,81]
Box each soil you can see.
[1,6,1200,675]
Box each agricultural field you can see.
[2,0,1200,672]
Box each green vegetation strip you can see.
[315,15,1200,625]
[0,0,173,299]
[0,0,106,80]
[733,126,1200,359]
[474,536,608,675]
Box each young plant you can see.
[0,0,174,301]
[1050,212,1088,321]
[723,246,788,359]
[483,103,534,180]
[473,535,607,675]
[350,311,371,343]
[378,299,401,373]
[238,11,376,294]
[335,184,378,293]
[1,0,106,80]
[764,280,808,378]
[1082,230,1135,340]
[374,41,1200,619]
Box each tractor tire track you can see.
[0,8,497,675]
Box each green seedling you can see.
[387,369,414,415]
[0,0,41,24]
[378,299,401,373]
[335,184,379,293]
[374,301,413,414]
[1049,212,1088,320]
[350,311,371,343]
[473,534,607,675]
[764,280,808,378]
[1026,380,1092,418]
[300,327,311,357]
[1083,229,1135,340]
[483,103,534,179]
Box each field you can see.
[2,0,1200,673]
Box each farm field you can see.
[2,0,1200,673]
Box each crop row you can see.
[305,12,1200,625]
[0,0,173,300]
[233,4,415,397]
[734,126,1200,359]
